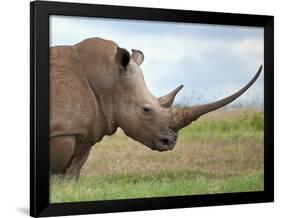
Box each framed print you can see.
[30,1,274,217]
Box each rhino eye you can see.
[142,106,151,112]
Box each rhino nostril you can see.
[161,138,169,145]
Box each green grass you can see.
[50,109,264,203]
[50,171,263,202]
[180,110,264,141]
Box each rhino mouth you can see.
[152,129,178,152]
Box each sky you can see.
[50,15,264,108]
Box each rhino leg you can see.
[65,148,91,180]
[50,136,75,175]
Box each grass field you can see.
[50,108,264,203]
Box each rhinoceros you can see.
[50,37,262,179]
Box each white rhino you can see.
[50,37,262,179]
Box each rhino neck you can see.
[84,70,118,137]
[72,40,119,138]
[73,52,118,137]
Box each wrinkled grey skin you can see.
[50,37,262,179]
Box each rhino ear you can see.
[115,47,130,68]
[131,49,144,65]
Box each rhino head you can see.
[112,47,262,152]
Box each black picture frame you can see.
[30,1,274,217]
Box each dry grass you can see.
[81,108,263,179]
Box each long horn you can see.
[159,85,184,108]
[172,65,263,131]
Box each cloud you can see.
[231,38,264,69]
